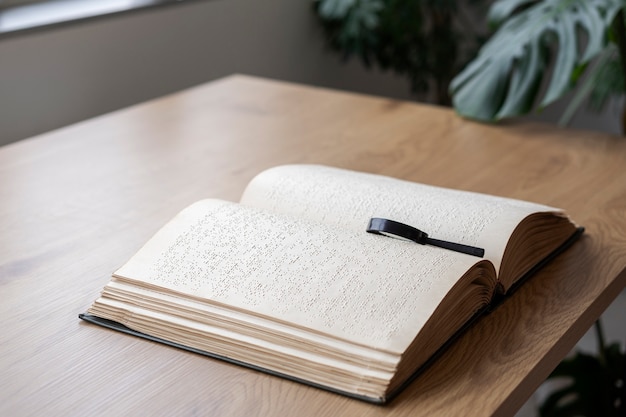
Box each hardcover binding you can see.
[78,312,387,404]
[79,227,584,404]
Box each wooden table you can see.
[2,75,625,416]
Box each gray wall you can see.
[0,0,415,146]
[0,0,620,147]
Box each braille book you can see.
[80,164,583,403]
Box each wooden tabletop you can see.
[2,74,625,417]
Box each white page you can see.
[114,199,482,354]
[240,165,559,273]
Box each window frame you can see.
[0,0,208,37]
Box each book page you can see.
[114,199,485,354]
[240,165,561,273]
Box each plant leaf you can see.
[559,44,617,125]
[588,46,625,110]
[315,0,384,66]
[540,353,607,416]
[450,0,626,122]
[488,0,538,28]
[539,340,626,417]
[318,0,358,19]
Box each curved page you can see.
[113,199,488,355]
[241,165,562,276]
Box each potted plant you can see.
[449,0,626,133]
[314,0,488,106]
[315,0,626,133]
[539,321,625,417]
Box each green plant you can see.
[450,0,626,131]
[314,0,488,106]
[539,321,625,417]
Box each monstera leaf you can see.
[450,0,626,122]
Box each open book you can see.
[80,164,583,403]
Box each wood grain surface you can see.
[1,75,625,416]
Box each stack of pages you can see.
[81,165,582,403]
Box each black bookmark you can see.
[366,218,485,258]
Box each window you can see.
[0,0,203,36]
[1,0,45,7]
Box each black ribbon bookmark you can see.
[366,218,485,258]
